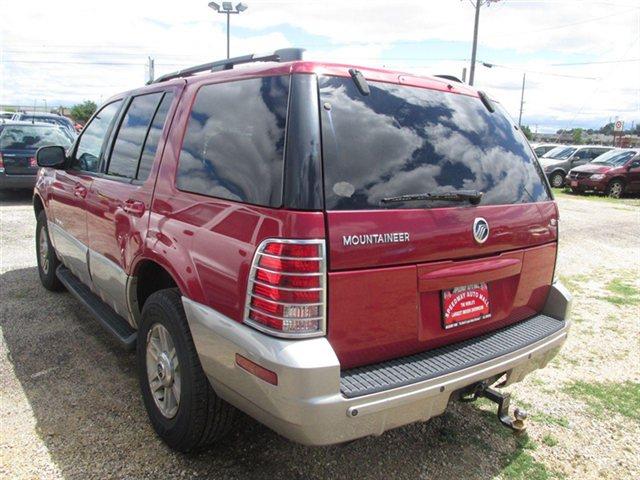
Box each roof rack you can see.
[434,74,463,83]
[150,48,305,84]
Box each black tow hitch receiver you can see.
[460,382,528,433]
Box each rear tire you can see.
[549,171,565,188]
[36,210,64,291]
[137,288,236,452]
[606,179,624,198]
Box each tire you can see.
[606,179,624,199]
[549,171,565,188]
[36,210,64,291]
[137,288,236,452]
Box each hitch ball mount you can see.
[460,381,528,433]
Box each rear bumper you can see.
[0,173,36,190]
[184,281,571,446]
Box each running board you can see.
[56,265,137,350]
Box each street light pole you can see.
[208,2,249,59]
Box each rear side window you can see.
[108,92,163,179]
[319,76,551,210]
[176,76,289,207]
[137,92,174,181]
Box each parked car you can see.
[531,143,559,157]
[33,48,571,452]
[566,148,640,198]
[0,111,15,121]
[11,112,77,138]
[0,121,72,190]
[539,145,613,187]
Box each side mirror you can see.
[628,161,640,170]
[36,145,66,168]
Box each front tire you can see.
[137,288,236,452]
[549,171,565,188]
[606,179,624,198]
[36,210,64,291]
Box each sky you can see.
[1,0,639,133]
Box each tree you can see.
[521,125,533,141]
[70,100,97,124]
[572,128,583,145]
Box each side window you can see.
[72,101,122,172]
[176,76,290,207]
[107,92,163,179]
[136,92,174,181]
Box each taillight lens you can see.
[0,153,4,173]
[244,239,325,338]
[29,157,37,168]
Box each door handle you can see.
[123,199,146,217]
[74,184,87,198]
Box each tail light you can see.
[244,239,325,338]
[29,157,37,168]
[0,153,4,173]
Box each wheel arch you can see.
[33,193,45,218]
[128,256,192,327]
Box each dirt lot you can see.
[1,190,639,480]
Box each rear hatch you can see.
[0,124,71,175]
[318,75,557,369]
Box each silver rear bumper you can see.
[184,281,571,446]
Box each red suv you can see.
[33,49,571,451]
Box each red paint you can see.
[34,59,559,371]
[568,156,640,194]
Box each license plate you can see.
[442,283,491,329]
[571,180,578,187]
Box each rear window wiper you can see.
[381,189,484,205]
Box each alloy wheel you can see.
[39,227,50,274]
[146,323,181,418]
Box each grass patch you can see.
[558,274,590,294]
[532,412,570,428]
[564,381,640,420]
[501,437,562,480]
[541,434,558,447]
[601,279,640,306]
[552,188,640,206]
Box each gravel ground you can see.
[1,189,639,480]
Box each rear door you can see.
[318,76,557,368]
[48,101,123,286]
[85,91,176,318]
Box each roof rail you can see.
[434,74,463,83]
[150,48,305,84]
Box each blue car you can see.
[0,121,73,190]
[11,112,77,138]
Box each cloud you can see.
[1,0,638,131]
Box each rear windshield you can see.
[0,125,72,150]
[319,76,551,210]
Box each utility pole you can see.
[518,72,526,127]
[467,0,500,86]
[461,67,467,83]
[147,56,155,83]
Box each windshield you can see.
[319,76,550,210]
[592,150,638,166]
[542,146,576,160]
[0,125,72,150]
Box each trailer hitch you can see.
[460,382,528,433]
